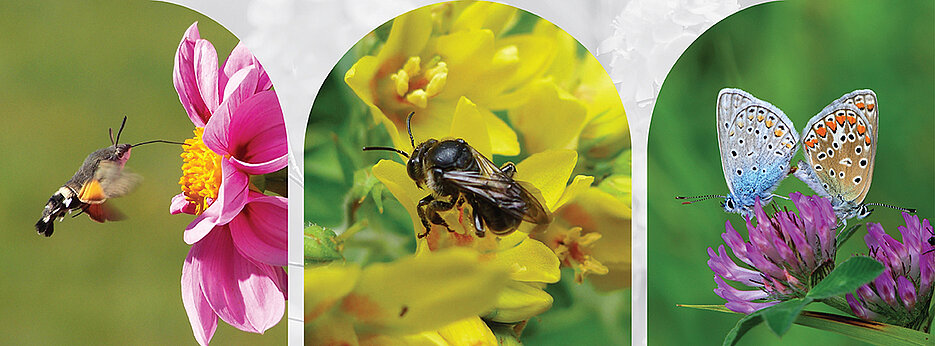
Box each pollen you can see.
[392,56,448,108]
[178,127,223,215]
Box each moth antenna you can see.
[114,116,128,145]
[109,128,116,146]
[131,139,187,147]
[362,146,410,158]
[864,202,916,214]
[406,111,416,149]
[675,194,726,205]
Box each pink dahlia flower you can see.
[171,22,287,345]
[707,193,838,313]
[846,213,934,330]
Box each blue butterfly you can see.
[794,89,913,224]
[678,88,799,218]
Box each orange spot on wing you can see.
[835,115,845,125]
[805,140,815,148]
[815,127,827,137]
[774,129,783,137]
[785,142,793,148]
[867,104,875,111]
[857,124,866,135]
[847,115,856,125]
[826,120,837,132]
[865,135,871,145]
[855,102,865,109]
[757,114,764,121]
[765,120,773,127]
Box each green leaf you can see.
[835,223,863,249]
[304,224,344,264]
[762,298,810,336]
[723,310,764,346]
[808,256,884,299]
[796,311,933,346]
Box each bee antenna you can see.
[675,194,726,205]
[864,202,916,214]
[362,146,409,158]
[406,111,416,149]
[131,139,187,147]
[113,116,128,146]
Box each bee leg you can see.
[500,162,516,178]
[417,195,435,238]
[426,198,456,233]
[472,207,486,238]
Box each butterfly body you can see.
[794,90,879,223]
[714,88,800,217]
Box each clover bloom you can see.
[172,22,287,345]
[846,213,935,330]
[707,193,838,313]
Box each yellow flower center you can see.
[178,127,223,215]
[389,56,448,109]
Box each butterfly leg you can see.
[770,194,791,201]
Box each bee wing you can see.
[94,161,142,199]
[443,151,550,225]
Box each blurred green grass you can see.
[649,1,934,345]
[0,1,284,344]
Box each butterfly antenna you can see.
[114,116,128,146]
[406,111,416,149]
[865,202,916,214]
[675,194,726,205]
[131,139,187,147]
[362,146,410,158]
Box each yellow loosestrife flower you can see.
[345,2,557,156]
[305,248,510,345]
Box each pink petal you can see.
[220,42,271,93]
[193,39,220,115]
[171,193,196,215]
[221,66,260,110]
[182,246,218,346]
[184,160,249,244]
[195,228,286,333]
[230,193,288,266]
[173,23,210,127]
[203,90,286,173]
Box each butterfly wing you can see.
[796,90,877,208]
[716,89,799,209]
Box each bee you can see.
[364,112,550,238]
[35,116,183,237]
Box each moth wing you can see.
[77,179,108,204]
[84,202,125,223]
[95,161,142,199]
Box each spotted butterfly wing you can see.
[794,90,877,220]
[716,88,799,217]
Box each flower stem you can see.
[819,296,855,316]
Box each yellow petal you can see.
[360,332,449,346]
[479,107,520,156]
[514,149,577,211]
[449,97,491,158]
[534,19,578,88]
[483,281,553,323]
[451,1,518,36]
[561,188,631,266]
[489,237,561,283]
[344,248,510,335]
[305,264,361,321]
[345,56,380,107]
[495,35,556,91]
[377,6,434,62]
[509,80,587,153]
[372,160,423,238]
[437,316,497,346]
[306,314,360,346]
[553,175,594,211]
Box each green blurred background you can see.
[0,1,284,344]
[649,0,934,344]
